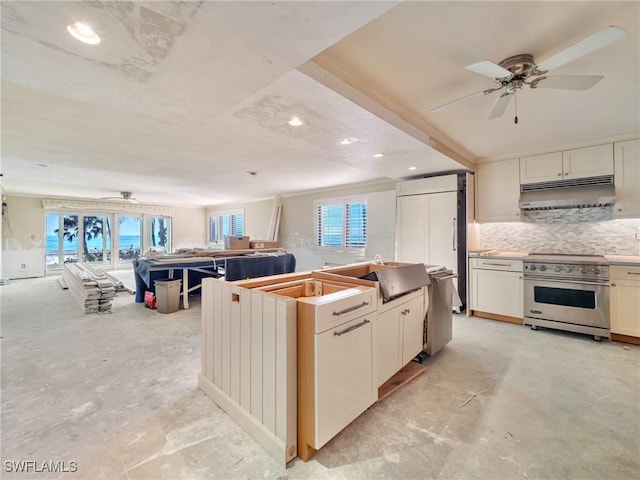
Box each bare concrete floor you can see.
[1,273,639,479]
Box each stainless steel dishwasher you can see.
[424,266,457,356]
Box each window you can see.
[315,198,367,250]
[45,211,169,270]
[208,211,245,243]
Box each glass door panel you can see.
[149,216,170,253]
[82,215,110,263]
[118,216,141,263]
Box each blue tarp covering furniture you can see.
[133,253,296,308]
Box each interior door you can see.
[427,191,457,272]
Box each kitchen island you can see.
[198,262,436,465]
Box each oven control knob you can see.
[580,267,588,274]
[565,266,573,273]
[554,266,561,272]
[539,265,547,272]
[529,265,536,271]
[593,267,601,275]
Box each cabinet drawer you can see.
[314,288,376,334]
[471,258,523,272]
[611,265,640,281]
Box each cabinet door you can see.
[401,296,425,365]
[562,144,614,179]
[427,191,457,272]
[614,139,640,219]
[396,195,427,263]
[471,269,523,318]
[315,315,376,448]
[610,281,640,337]
[611,266,640,337]
[376,307,402,387]
[520,152,563,184]
[477,159,521,222]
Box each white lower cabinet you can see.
[376,294,424,386]
[470,258,523,319]
[315,313,377,448]
[610,266,640,339]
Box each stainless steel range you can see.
[523,254,610,340]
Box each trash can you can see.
[154,279,182,314]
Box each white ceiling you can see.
[1,1,638,206]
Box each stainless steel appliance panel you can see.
[524,277,609,329]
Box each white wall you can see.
[172,206,207,249]
[1,196,46,279]
[206,198,275,242]
[280,182,397,271]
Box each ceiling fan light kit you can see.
[431,25,629,123]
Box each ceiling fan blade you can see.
[536,75,604,90]
[537,25,628,72]
[430,87,502,112]
[465,61,512,79]
[487,92,512,120]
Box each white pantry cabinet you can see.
[520,144,614,184]
[470,258,523,321]
[614,139,640,219]
[476,158,521,222]
[610,265,640,341]
[396,191,457,272]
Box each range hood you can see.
[519,175,615,210]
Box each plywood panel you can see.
[275,299,288,441]
[262,294,277,433]
[203,279,215,380]
[230,285,242,402]
[221,283,232,394]
[212,280,223,386]
[250,292,264,421]
[240,289,252,410]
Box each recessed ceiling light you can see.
[409,166,417,171]
[67,22,100,45]
[288,116,303,127]
[340,137,358,145]
[372,153,384,158]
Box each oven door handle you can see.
[524,277,608,287]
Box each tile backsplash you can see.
[478,206,640,255]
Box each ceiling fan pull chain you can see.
[514,91,519,124]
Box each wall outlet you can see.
[21,264,26,268]
[635,233,640,241]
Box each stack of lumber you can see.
[63,263,120,313]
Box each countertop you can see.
[470,252,640,265]
[605,255,640,266]
[469,251,529,260]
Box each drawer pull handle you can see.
[627,272,640,275]
[482,262,512,267]
[334,319,370,336]
[333,301,369,316]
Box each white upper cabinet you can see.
[520,152,563,184]
[477,158,521,222]
[520,144,613,184]
[614,139,640,219]
[562,144,614,179]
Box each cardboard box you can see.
[250,240,281,249]
[224,236,250,249]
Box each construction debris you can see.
[63,263,120,314]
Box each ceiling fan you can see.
[100,191,138,202]
[431,25,628,123]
